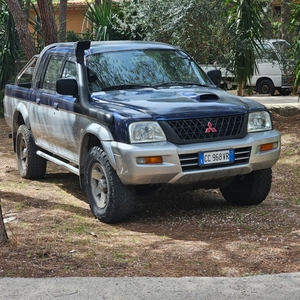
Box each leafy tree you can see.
[115,0,229,64]
[226,0,266,96]
[167,0,230,64]
[289,2,300,88]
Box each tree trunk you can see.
[237,82,244,96]
[59,0,68,42]
[19,0,31,17]
[37,0,58,46]
[0,201,8,244]
[4,0,37,59]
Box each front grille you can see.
[282,74,295,86]
[167,115,245,143]
[179,147,251,172]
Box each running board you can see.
[36,150,79,176]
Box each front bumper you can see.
[109,130,281,186]
[281,74,295,89]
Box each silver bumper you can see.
[110,130,281,185]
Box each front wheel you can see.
[84,146,135,223]
[16,124,47,179]
[257,79,275,95]
[220,168,272,206]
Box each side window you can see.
[16,55,38,88]
[41,55,63,91]
[261,44,278,62]
[62,61,77,79]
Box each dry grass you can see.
[1,114,300,278]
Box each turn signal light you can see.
[260,142,277,152]
[137,156,163,164]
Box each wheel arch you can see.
[12,103,31,152]
[79,123,116,186]
[255,77,275,89]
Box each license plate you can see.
[199,149,235,166]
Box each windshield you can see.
[272,40,290,53]
[86,49,212,92]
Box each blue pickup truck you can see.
[4,41,281,223]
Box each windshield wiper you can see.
[153,81,209,88]
[101,84,152,91]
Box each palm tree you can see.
[85,1,112,41]
[226,0,266,96]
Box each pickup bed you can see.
[4,41,281,223]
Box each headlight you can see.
[129,121,166,143]
[248,111,272,132]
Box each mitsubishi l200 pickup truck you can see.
[4,41,281,223]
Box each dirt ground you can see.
[0,113,300,278]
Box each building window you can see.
[273,5,281,17]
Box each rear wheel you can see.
[220,168,272,206]
[257,79,275,95]
[84,146,135,223]
[16,125,47,179]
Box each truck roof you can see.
[41,40,177,56]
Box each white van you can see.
[201,39,295,95]
[250,39,295,95]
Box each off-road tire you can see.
[220,168,272,206]
[84,146,135,223]
[16,125,47,179]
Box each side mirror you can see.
[207,69,222,87]
[56,78,78,96]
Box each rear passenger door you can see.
[31,54,81,163]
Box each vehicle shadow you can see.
[1,189,91,219]
[13,169,257,243]
[44,171,235,223]
[42,171,87,202]
[44,171,232,223]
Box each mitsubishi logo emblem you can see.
[205,121,217,133]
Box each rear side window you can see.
[15,55,38,88]
[41,55,63,91]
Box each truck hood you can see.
[91,87,266,121]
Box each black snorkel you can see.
[75,41,114,125]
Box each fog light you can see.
[260,142,277,152]
[137,156,163,164]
